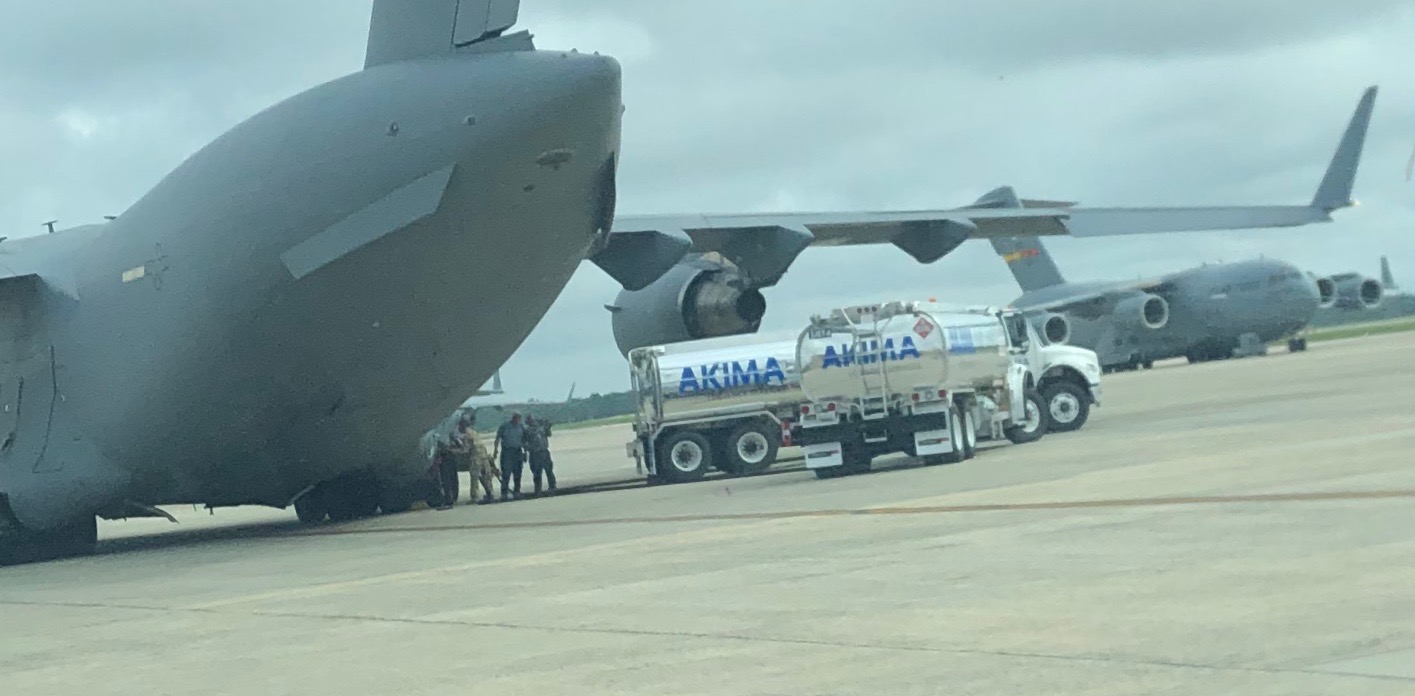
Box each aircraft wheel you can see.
[294,488,329,524]
[0,515,97,565]
[324,476,382,522]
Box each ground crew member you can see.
[453,413,497,505]
[493,412,527,500]
[431,437,458,510]
[525,415,557,496]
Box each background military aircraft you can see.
[1311,256,1415,325]
[991,235,1323,370]
[0,0,1379,564]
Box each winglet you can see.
[1312,86,1378,212]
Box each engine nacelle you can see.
[1319,274,1382,310]
[1316,277,1337,308]
[609,259,767,356]
[1040,313,1071,345]
[1114,293,1169,331]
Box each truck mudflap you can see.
[913,428,954,457]
[803,442,844,469]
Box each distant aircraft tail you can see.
[1381,255,1398,290]
[365,0,524,68]
[991,236,1067,291]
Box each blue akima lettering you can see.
[822,336,921,369]
[679,358,787,394]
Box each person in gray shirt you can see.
[493,412,527,500]
[525,415,556,496]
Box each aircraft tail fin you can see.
[365,0,524,69]
[1311,86,1378,212]
[1381,255,1398,290]
[991,236,1067,291]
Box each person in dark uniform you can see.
[525,415,557,496]
[431,437,459,510]
[493,412,527,501]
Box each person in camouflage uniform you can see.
[451,412,498,505]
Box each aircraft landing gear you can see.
[294,474,383,524]
[0,506,98,566]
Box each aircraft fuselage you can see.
[1,49,622,532]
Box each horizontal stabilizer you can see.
[365,0,524,68]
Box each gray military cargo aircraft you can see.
[0,0,1377,563]
[990,234,1324,372]
[606,87,1378,356]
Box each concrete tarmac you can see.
[3,333,1414,695]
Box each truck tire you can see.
[841,444,873,476]
[940,411,965,465]
[1005,389,1050,445]
[1041,381,1090,433]
[721,422,778,476]
[658,431,713,484]
[961,407,978,460]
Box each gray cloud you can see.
[2,1,1412,400]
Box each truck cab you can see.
[1013,318,1104,433]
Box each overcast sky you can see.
[2,1,1412,399]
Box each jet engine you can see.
[608,259,767,356]
[1040,313,1071,345]
[1114,293,1170,331]
[1315,277,1337,308]
[1318,273,1382,310]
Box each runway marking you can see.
[182,488,1414,610]
[1,599,1411,685]
[287,489,1415,536]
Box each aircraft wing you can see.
[593,86,1376,291]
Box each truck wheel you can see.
[723,422,779,476]
[1005,389,1050,445]
[841,445,873,476]
[1288,337,1308,353]
[941,411,965,465]
[962,408,978,459]
[658,431,713,483]
[1042,381,1091,433]
[814,466,843,480]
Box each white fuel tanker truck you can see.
[793,301,1049,479]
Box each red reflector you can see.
[937,390,947,399]
[800,404,811,415]
[911,393,921,402]
[826,402,837,412]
